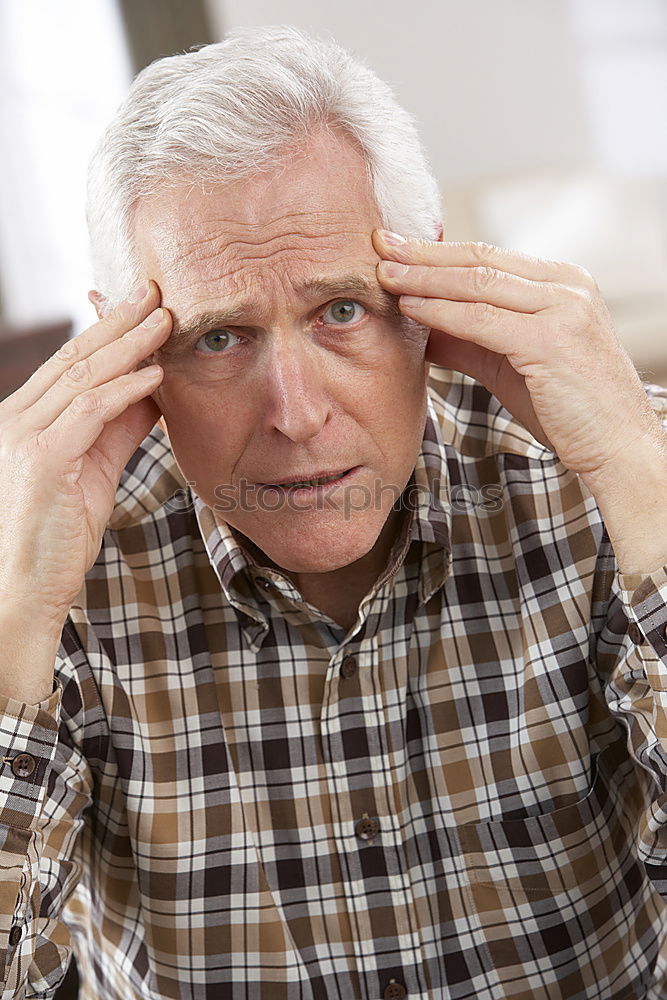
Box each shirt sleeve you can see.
[588,379,667,897]
[0,620,95,997]
[600,562,667,898]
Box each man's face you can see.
[134,132,430,574]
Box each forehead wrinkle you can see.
[174,227,369,268]
[154,198,373,254]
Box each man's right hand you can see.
[0,280,172,632]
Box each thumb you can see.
[427,330,553,450]
[426,329,502,386]
[92,395,164,475]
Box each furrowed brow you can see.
[170,308,244,341]
[299,274,402,323]
[169,272,402,339]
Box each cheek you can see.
[154,375,254,479]
[347,334,429,452]
[154,323,428,448]
[361,324,430,397]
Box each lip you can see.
[258,467,359,491]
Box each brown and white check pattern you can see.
[1,367,667,999]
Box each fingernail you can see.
[128,280,149,303]
[378,230,407,245]
[141,307,163,328]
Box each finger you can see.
[36,366,164,462]
[377,261,555,314]
[371,230,593,289]
[3,281,161,414]
[19,307,171,435]
[400,296,537,361]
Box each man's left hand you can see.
[373,230,664,491]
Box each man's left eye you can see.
[322,300,366,324]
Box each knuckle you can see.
[469,300,494,326]
[471,241,496,262]
[53,339,81,366]
[569,286,596,319]
[401,237,432,258]
[471,265,497,294]
[570,263,597,290]
[62,357,93,385]
[71,390,102,418]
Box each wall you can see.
[206,0,592,186]
[204,0,667,375]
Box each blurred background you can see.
[1,0,666,403]
[0,1,665,996]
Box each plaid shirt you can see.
[1,368,667,1000]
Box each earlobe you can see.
[88,289,106,321]
[435,221,444,242]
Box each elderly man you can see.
[0,23,666,1000]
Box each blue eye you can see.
[322,300,366,324]
[195,330,241,354]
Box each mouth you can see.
[258,467,359,492]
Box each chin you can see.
[272,551,366,574]
[267,540,377,575]
[250,519,382,575]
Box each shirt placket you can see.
[320,587,430,1000]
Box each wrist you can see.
[0,592,69,641]
[0,606,62,706]
[581,432,667,575]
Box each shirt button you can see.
[628,623,644,644]
[340,655,357,679]
[256,577,272,591]
[383,981,407,999]
[8,925,21,946]
[355,816,380,841]
[11,753,36,778]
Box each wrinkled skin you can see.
[125,132,432,622]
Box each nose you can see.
[262,335,331,443]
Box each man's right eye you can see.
[195,330,242,354]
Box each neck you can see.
[244,506,407,631]
[292,510,403,629]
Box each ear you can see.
[88,289,107,321]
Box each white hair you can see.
[86,24,443,310]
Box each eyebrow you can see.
[169,273,402,339]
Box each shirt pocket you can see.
[456,746,661,999]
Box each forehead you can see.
[133,133,381,298]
